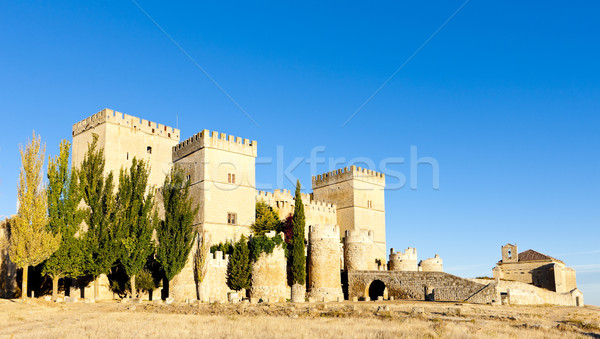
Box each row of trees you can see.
[8,132,197,300]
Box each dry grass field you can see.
[0,298,599,338]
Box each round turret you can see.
[419,255,443,272]
[388,247,418,271]
[343,229,376,271]
[307,224,343,302]
[249,231,287,302]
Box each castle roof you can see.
[518,249,564,264]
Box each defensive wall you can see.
[348,271,499,304]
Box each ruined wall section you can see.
[307,225,343,301]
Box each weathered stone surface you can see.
[291,284,305,303]
[348,271,496,304]
[249,232,286,301]
[307,225,343,302]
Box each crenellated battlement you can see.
[72,108,180,141]
[172,129,257,160]
[309,224,340,241]
[419,254,443,272]
[312,166,385,188]
[208,250,229,268]
[389,247,418,261]
[255,189,336,213]
[343,229,374,243]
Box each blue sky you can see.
[1,1,599,304]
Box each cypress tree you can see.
[290,180,306,285]
[156,166,198,298]
[226,235,251,291]
[79,134,118,300]
[43,140,85,301]
[115,157,156,298]
[10,131,61,298]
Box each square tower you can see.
[72,109,180,188]
[312,166,386,262]
[172,130,257,244]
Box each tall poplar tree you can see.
[43,140,85,301]
[79,134,117,300]
[10,131,61,298]
[156,167,198,298]
[115,157,156,298]
[290,180,306,285]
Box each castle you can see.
[0,109,584,306]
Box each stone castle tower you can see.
[312,166,386,262]
[172,130,257,244]
[72,109,180,188]
[343,229,376,271]
[307,224,343,302]
[389,247,418,271]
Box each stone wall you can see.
[348,271,497,304]
[249,232,287,302]
[198,251,231,302]
[307,225,343,301]
[472,278,584,307]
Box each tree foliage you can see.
[250,201,282,235]
[156,166,198,282]
[10,131,61,298]
[79,134,117,282]
[248,233,285,262]
[114,157,156,294]
[42,140,85,299]
[226,235,251,291]
[210,240,234,255]
[290,180,306,285]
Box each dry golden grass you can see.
[0,298,599,338]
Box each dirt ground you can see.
[0,298,599,338]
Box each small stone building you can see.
[492,244,577,293]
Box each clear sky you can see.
[1,1,598,305]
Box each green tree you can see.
[10,131,61,298]
[250,201,282,235]
[226,235,251,291]
[156,167,198,298]
[115,157,156,298]
[79,134,117,300]
[43,140,85,301]
[290,180,306,286]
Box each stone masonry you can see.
[307,225,343,302]
[249,231,287,302]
